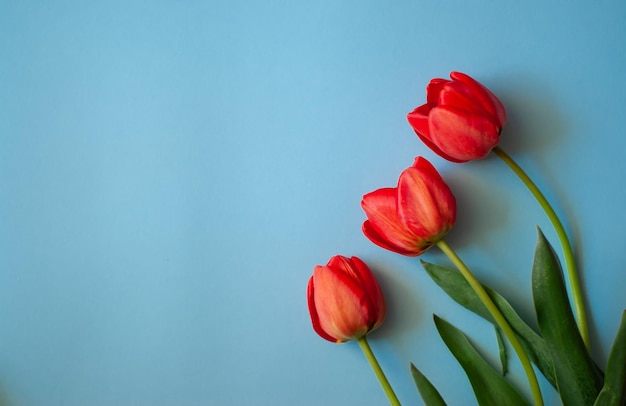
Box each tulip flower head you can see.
[307,255,386,343]
[407,71,507,163]
[361,157,456,256]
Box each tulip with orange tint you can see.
[307,255,386,343]
[361,157,456,256]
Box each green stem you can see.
[436,239,544,406]
[356,336,401,406]
[492,146,589,349]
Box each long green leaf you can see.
[422,260,557,388]
[532,229,603,405]
[433,315,528,406]
[410,363,447,406]
[594,310,626,406]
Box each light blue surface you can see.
[1,1,625,405]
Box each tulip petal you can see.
[426,78,450,107]
[412,159,457,228]
[439,81,495,122]
[349,256,386,328]
[397,168,438,238]
[408,106,467,163]
[450,71,507,127]
[312,265,370,342]
[407,104,432,138]
[397,158,455,243]
[327,256,380,323]
[362,221,424,256]
[307,276,341,343]
[361,188,425,256]
[429,107,500,161]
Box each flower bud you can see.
[407,71,507,162]
[362,157,456,256]
[307,255,386,343]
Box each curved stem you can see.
[436,239,543,406]
[492,146,589,349]
[356,336,401,406]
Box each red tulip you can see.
[307,255,386,343]
[361,157,456,256]
[407,71,507,163]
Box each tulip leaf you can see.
[532,229,603,405]
[433,315,528,406]
[593,310,626,406]
[410,363,447,406]
[421,260,557,387]
[495,326,508,375]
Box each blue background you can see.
[2,1,625,405]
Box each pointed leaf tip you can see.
[433,315,527,406]
[594,310,626,405]
[532,232,603,405]
[410,363,447,406]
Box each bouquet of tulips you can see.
[306,72,626,405]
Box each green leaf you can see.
[594,310,626,406]
[433,315,528,406]
[421,260,557,388]
[410,363,447,406]
[495,326,508,375]
[532,229,603,405]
